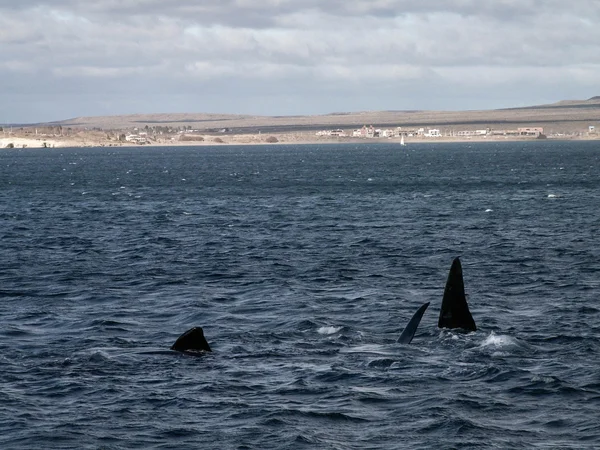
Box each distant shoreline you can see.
[4,97,598,148]
[1,133,598,149]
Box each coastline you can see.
[4,97,598,150]
[2,133,598,149]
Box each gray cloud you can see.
[1,0,599,122]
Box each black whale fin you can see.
[438,257,476,331]
[398,302,430,344]
[171,327,212,353]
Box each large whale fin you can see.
[397,302,430,344]
[171,327,212,353]
[438,257,477,331]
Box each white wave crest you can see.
[317,326,342,335]
[480,332,516,348]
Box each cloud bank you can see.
[1,0,599,122]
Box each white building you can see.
[316,129,347,137]
[125,134,147,143]
[424,129,441,137]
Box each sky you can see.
[1,0,599,123]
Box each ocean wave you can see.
[317,326,343,335]
[2,142,600,449]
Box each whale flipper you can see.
[438,257,476,331]
[171,327,212,353]
[397,302,430,344]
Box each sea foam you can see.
[317,326,342,335]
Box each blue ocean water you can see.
[1,141,599,449]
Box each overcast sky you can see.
[2,0,599,123]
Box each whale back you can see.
[171,327,212,353]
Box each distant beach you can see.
[2,132,597,150]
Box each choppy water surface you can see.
[1,141,600,449]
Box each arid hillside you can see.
[35,97,600,134]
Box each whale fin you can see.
[438,257,477,331]
[171,327,212,353]
[397,302,430,344]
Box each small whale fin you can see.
[438,257,477,331]
[397,302,430,344]
[171,327,212,353]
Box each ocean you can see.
[1,141,599,449]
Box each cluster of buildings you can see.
[316,126,407,138]
[488,127,544,137]
[316,125,547,139]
